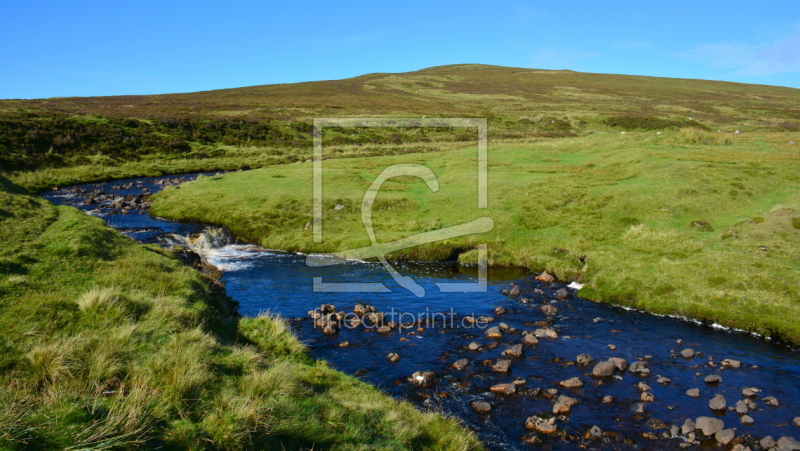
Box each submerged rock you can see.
[585,425,603,440]
[471,401,492,413]
[452,358,469,370]
[492,359,511,373]
[386,352,400,362]
[408,371,435,388]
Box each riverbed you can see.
[44,173,800,450]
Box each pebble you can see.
[657,376,671,385]
[640,392,655,402]
[494,306,506,315]
[585,425,603,440]
[636,382,651,392]
[602,395,614,404]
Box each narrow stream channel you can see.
[43,173,800,451]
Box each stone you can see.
[353,303,375,315]
[468,341,482,351]
[576,353,594,365]
[778,437,800,450]
[559,377,583,389]
[490,383,516,395]
[681,418,696,435]
[681,348,696,358]
[735,400,749,415]
[522,334,539,345]
[742,387,760,397]
[763,396,780,407]
[508,285,520,298]
[608,344,617,350]
[503,344,524,358]
[657,377,671,385]
[715,429,735,445]
[556,288,569,298]
[540,304,559,316]
[408,371,435,388]
[513,377,527,386]
[322,323,339,334]
[721,359,741,369]
[386,352,400,362]
[494,306,506,315]
[592,360,616,377]
[492,359,511,373]
[704,374,722,384]
[471,401,492,413]
[629,361,648,374]
[609,357,628,371]
[485,326,502,339]
[376,325,392,334]
[526,415,558,434]
[670,425,680,437]
[740,415,754,425]
[695,416,725,436]
[585,425,603,440]
[535,272,556,283]
[640,392,655,402]
[761,436,776,449]
[543,388,558,398]
[338,341,350,348]
[636,382,652,392]
[602,395,614,404]
[452,358,468,370]
[553,395,579,414]
[535,328,558,339]
[793,417,800,427]
[709,394,727,411]
[319,303,337,313]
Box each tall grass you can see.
[676,127,733,146]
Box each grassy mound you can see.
[0,174,480,450]
[151,130,800,343]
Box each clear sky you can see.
[2,0,799,99]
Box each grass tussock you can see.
[0,174,482,450]
[676,127,733,146]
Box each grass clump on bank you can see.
[0,174,481,450]
[151,130,800,343]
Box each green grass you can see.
[151,130,800,343]
[0,174,481,450]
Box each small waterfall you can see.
[162,227,263,272]
[162,227,235,255]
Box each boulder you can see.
[721,359,741,369]
[386,352,400,362]
[508,285,520,298]
[593,360,616,377]
[408,371,435,388]
[793,417,800,427]
[526,415,558,434]
[553,395,579,414]
[576,354,594,365]
[492,359,511,373]
[468,342,482,351]
[686,388,700,398]
[761,436,776,449]
[735,400,749,415]
[742,387,760,397]
[609,357,628,371]
[778,437,800,450]
[559,377,583,389]
[319,303,337,313]
[709,394,727,411]
[704,374,722,384]
[629,361,649,375]
[535,272,556,283]
[485,326,502,339]
[322,323,339,334]
[535,328,558,339]
[695,416,725,436]
[763,396,780,407]
[503,344,524,358]
[740,415,754,426]
[715,429,735,445]
[452,358,469,370]
[657,377,671,385]
[353,303,375,315]
[471,401,492,413]
[681,348,696,358]
[522,334,539,345]
[494,306,506,315]
[636,382,651,392]
[490,383,516,395]
[681,418,696,435]
[640,392,655,402]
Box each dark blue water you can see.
[44,173,800,451]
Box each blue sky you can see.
[1,0,799,99]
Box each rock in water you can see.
[535,328,558,338]
[468,342,482,351]
[609,357,628,370]
[721,358,741,368]
[492,359,511,373]
[793,417,800,427]
[593,360,616,377]
[778,437,800,450]
[503,344,524,358]
[494,306,506,315]
[709,394,727,411]
[526,415,558,434]
[585,425,603,440]
[704,374,722,384]
[522,334,539,345]
[452,358,468,370]
[740,415,754,426]
[408,371,435,388]
[471,401,492,413]
[760,436,776,449]
[715,429,735,445]
[681,418,696,435]
[485,326,502,339]
[490,383,516,395]
[556,288,569,298]
[553,395,580,414]
[559,377,583,389]
[640,392,655,402]
[696,416,724,436]
[576,353,594,365]
[386,353,400,362]
[735,400,749,415]
[535,272,556,283]
[763,396,780,407]
[681,348,696,358]
[742,387,760,397]
[541,304,559,316]
[686,388,700,398]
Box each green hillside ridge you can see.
[3,64,800,191]
[0,174,480,450]
[151,129,800,343]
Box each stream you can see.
[43,173,800,451]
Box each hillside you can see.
[2,64,800,190]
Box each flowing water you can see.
[43,173,800,450]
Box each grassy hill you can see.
[2,64,800,191]
[0,174,479,450]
